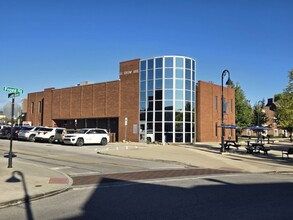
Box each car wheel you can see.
[7,134,11,139]
[48,136,54,143]
[100,138,108,146]
[29,135,35,142]
[76,138,84,146]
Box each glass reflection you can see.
[165,112,173,121]
[148,90,153,100]
[176,69,183,78]
[165,123,173,132]
[147,112,153,121]
[148,80,153,90]
[155,133,162,142]
[155,90,162,100]
[185,80,191,90]
[140,102,146,111]
[140,111,145,121]
[140,70,146,80]
[165,79,173,89]
[147,101,153,110]
[148,59,154,69]
[165,90,173,100]
[165,68,173,78]
[175,90,183,100]
[140,92,146,102]
[175,79,183,89]
[185,69,191,80]
[185,133,191,142]
[175,133,183,142]
[155,79,162,89]
[156,58,163,68]
[165,57,173,67]
[164,101,173,110]
[155,112,162,121]
[140,81,146,91]
[141,61,146,71]
[185,91,191,101]
[156,68,162,78]
[185,59,191,69]
[185,102,191,111]
[176,57,183,68]
[175,101,184,111]
[148,70,153,80]
[155,101,162,110]
[175,111,183,122]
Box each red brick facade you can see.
[196,81,235,142]
[26,59,236,143]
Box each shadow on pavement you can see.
[6,171,34,220]
[66,177,293,220]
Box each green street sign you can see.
[8,92,21,98]
[3,87,24,94]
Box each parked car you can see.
[0,126,21,139]
[63,128,109,146]
[18,126,43,141]
[34,127,67,143]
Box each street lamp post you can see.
[220,69,233,153]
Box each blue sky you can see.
[0,0,292,110]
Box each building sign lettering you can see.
[120,69,139,76]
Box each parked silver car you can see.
[18,126,44,142]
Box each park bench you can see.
[246,143,270,155]
[282,148,293,159]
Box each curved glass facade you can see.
[139,56,196,143]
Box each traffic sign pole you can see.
[8,97,15,168]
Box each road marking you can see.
[69,171,102,176]
[51,166,72,170]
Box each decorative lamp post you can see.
[220,69,233,153]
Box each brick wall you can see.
[118,59,140,142]
[196,80,235,142]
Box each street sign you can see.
[8,92,20,98]
[3,87,24,94]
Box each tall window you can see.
[31,102,34,114]
[139,56,196,143]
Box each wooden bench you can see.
[282,148,293,159]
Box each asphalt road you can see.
[1,139,293,219]
[0,139,187,176]
[1,173,293,220]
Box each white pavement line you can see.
[149,166,185,169]
[51,166,72,170]
[69,171,102,176]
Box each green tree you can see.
[275,70,293,141]
[252,99,269,126]
[232,83,253,127]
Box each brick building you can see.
[26,56,235,143]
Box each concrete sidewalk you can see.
[1,141,292,208]
[0,157,72,208]
[99,142,293,173]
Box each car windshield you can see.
[39,128,53,132]
[20,127,33,131]
[76,129,88,134]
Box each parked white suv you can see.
[63,128,109,146]
[34,127,67,143]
